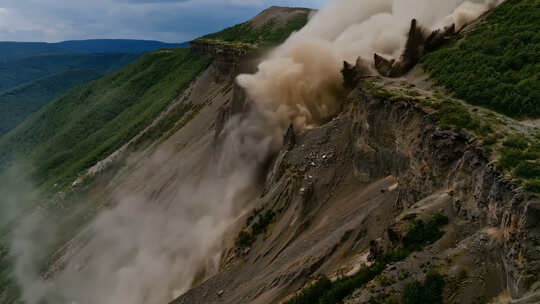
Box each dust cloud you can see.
[238,0,504,133]
[6,110,279,304]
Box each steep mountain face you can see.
[0,2,538,304]
[171,2,539,303]
[173,70,538,304]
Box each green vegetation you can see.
[525,180,540,192]
[368,79,540,193]
[284,214,449,304]
[0,53,140,93]
[402,270,445,304]
[402,213,449,251]
[422,0,540,117]
[0,40,188,134]
[130,101,199,150]
[0,69,104,136]
[197,14,309,48]
[430,100,540,192]
[285,277,332,304]
[0,53,141,135]
[236,209,276,247]
[0,48,211,191]
[425,97,494,136]
[499,135,540,191]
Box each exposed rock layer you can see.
[374,19,455,77]
[171,61,540,303]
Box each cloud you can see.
[117,0,188,2]
[0,0,327,42]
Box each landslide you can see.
[171,2,540,304]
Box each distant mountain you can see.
[0,39,188,61]
[56,39,189,54]
[0,42,67,62]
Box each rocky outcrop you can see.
[250,6,312,29]
[342,58,371,89]
[190,40,251,80]
[374,19,455,77]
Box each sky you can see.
[0,0,328,43]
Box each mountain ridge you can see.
[0,39,188,61]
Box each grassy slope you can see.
[0,53,140,92]
[0,48,211,190]
[421,0,540,191]
[422,0,540,117]
[0,53,141,135]
[196,12,309,48]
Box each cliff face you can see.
[189,41,251,80]
[170,60,539,303]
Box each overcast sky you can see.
[0,0,328,43]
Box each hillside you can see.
[0,48,211,190]
[1,3,539,304]
[195,6,310,49]
[0,53,141,93]
[0,7,313,304]
[422,0,540,117]
[0,39,187,135]
[0,69,104,135]
[0,53,141,136]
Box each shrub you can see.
[236,230,255,247]
[403,213,418,221]
[402,213,448,251]
[236,209,275,248]
[515,161,540,178]
[402,270,445,304]
[525,180,540,192]
[285,276,332,304]
[252,210,275,235]
[504,136,529,150]
[284,214,449,304]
